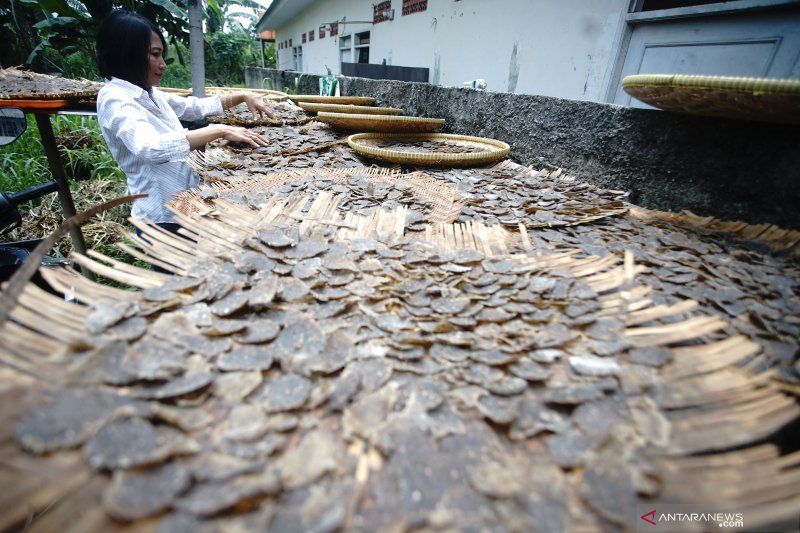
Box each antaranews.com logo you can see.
[639,508,744,530]
[635,504,798,532]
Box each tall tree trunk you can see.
[188,0,205,97]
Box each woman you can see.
[96,9,271,232]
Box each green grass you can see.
[0,114,145,286]
[0,116,51,192]
[0,115,125,191]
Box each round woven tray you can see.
[348,133,510,167]
[318,112,445,132]
[622,74,800,124]
[299,102,404,115]
[288,95,376,105]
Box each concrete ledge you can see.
[246,67,800,230]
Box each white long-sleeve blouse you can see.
[97,77,222,223]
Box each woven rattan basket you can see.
[288,95,376,105]
[622,74,800,124]
[348,133,510,167]
[299,102,404,115]
[318,112,445,132]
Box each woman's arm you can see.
[186,123,269,150]
[161,91,274,122]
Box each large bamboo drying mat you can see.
[299,102,404,115]
[0,188,797,531]
[185,142,628,230]
[630,207,800,256]
[169,167,466,228]
[0,67,102,100]
[622,74,800,124]
[426,161,629,228]
[207,98,311,127]
[288,94,376,105]
[185,120,363,179]
[349,132,510,167]
[1,77,798,531]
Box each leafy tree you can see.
[1,0,267,86]
[161,37,191,88]
[206,29,257,86]
[0,0,45,69]
[205,0,262,35]
[1,0,187,74]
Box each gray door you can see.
[613,8,800,107]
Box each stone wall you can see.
[245,67,800,230]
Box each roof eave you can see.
[255,0,317,33]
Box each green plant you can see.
[5,0,188,74]
[206,30,259,86]
[162,39,192,89]
[62,49,101,81]
[0,114,138,285]
[0,115,50,193]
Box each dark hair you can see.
[96,9,167,89]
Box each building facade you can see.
[256,0,800,104]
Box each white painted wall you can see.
[273,0,629,102]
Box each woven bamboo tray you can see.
[348,133,510,167]
[299,102,403,115]
[0,67,101,100]
[318,112,445,132]
[288,95,376,105]
[622,74,800,124]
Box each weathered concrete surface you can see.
[246,67,800,230]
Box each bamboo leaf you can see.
[146,0,186,19]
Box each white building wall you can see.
[273,0,629,102]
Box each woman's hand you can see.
[219,124,269,147]
[242,93,275,119]
[187,124,269,150]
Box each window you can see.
[309,30,314,42]
[319,26,326,39]
[374,1,392,23]
[293,46,303,71]
[330,22,339,37]
[402,0,427,16]
[339,35,352,64]
[355,31,370,64]
[302,33,307,44]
